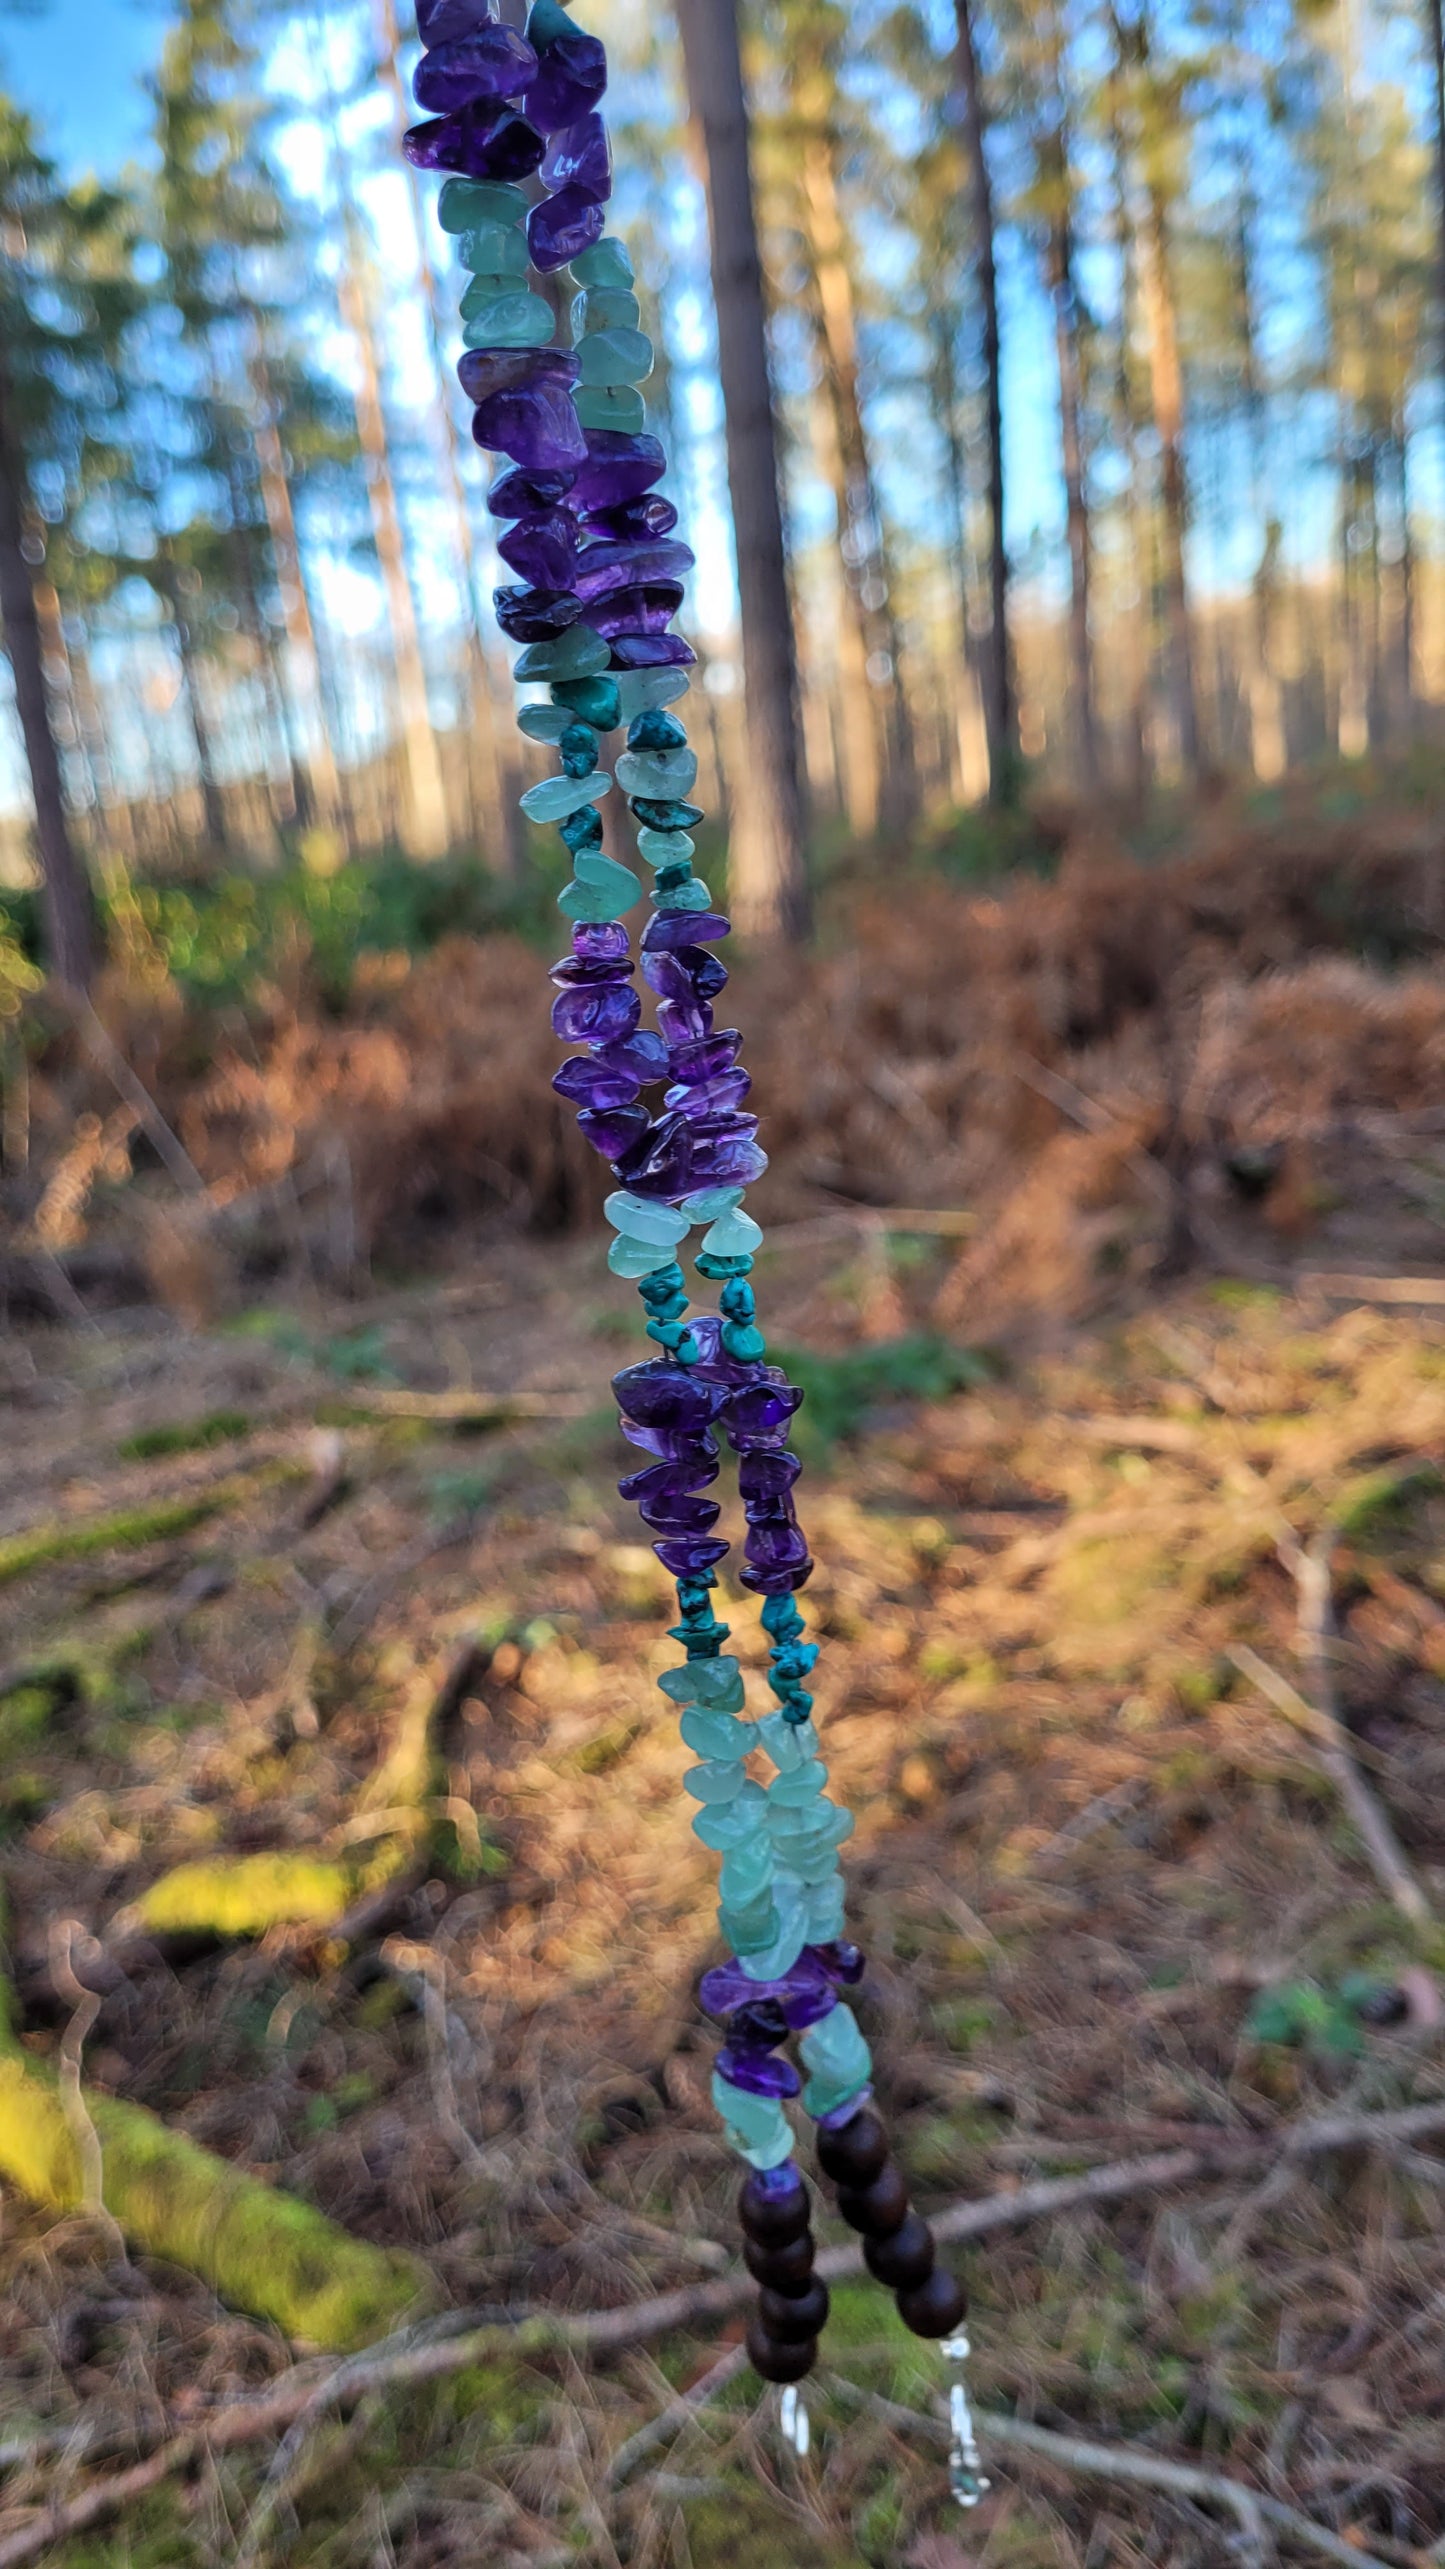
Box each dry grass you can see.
[0,1223,1443,2565]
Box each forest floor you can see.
[1,1183,1444,2568]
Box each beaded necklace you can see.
[400,0,978,2472]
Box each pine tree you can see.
[0,104,136,985]
[676,0,810,942]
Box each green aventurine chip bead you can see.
[680,1706,753,1759]
[615,669,689,718]
[557,853,641,920]
[519,771,612,823]
[660,1656,746,1713]
[685,1761,748,1804]
[801,2002,872,2087]
[462,291,554,349]
[712,2076,794,2168]
[577,327,654,387]
[517,705,574,744]
[691,1781,767,1850]
[806,1877,847,1940]
[608,1234,673,1279]
[637,827,695,865]
[759,1713,820,1771]
[572,286,642,334]
[440,178,529,233]
[617,746,700,797]
[460,226,531,279]
[552,675,622,729]
[515,627,611,681]
[768,1770,827,1814]
[571,235,635,289]
[575,385,646,433]
[720,1838,774,1904]
[658,877,711,912]
[605,1190,690,1244]
[703,1207,764,1257]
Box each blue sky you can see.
[1,0,161,176]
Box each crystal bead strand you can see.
[399,0,968,2409]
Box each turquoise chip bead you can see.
[702,1208,764,1257]
[722,1322,767,1362]
[680,1706,753,1759]
[719,1898,783,1955]
[519,772,612,823]
[515,627,611,681]
[526,0,574,39]
[571,235,635,289]
[577,326,654,387]
[607,1234,674,1279]
[462,291,554,349]
[460,225,531,278]
[657,876,712,912]
[604,1191,689,1245]
[572,286,642,334]
[617,746,700,797]
[574,384,646,433]
[788,1839,845,1886]
[440,178,529,233]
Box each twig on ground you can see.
[3,2098,1443,2566]
[1274,1517,1431,1927]
[1296,1272,1445,1308]
[836,2380,1394,2569]
[605,2346,749,2489]
[78,1002,207,1197]
[47,1921,127,2263]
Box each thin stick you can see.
[79,1002,207,1197]
[605,2345,749,2489]
[48,1922,127,2263]
[1269,1518,1432,1927]
[3,2100,1444,2566]
[840,2382,1394,2569]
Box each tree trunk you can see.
[1135,180,1201,779]
[796,105,916,829]
[807,382,882,836]
[374,0,520,872]
[0,347,95,989]
[1419,0,1429,372]
[338,230,451,860]
[248,334,346,839]
[1041,136,1098,792]
[952,0,1014,801]
[676,0,810,944]
[1430,0,1445,370]
[158,543,230,853]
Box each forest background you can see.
[2,2,1445,2566]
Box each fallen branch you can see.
[2,2097,1442,2566]
[605,2345,749,2489]
[839,2381,1395,2569]
[1297,1272,1445,1308]
[1285,1522,1431,1927]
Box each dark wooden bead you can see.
[816,2108,889,2188]
[897,2266,968,2338]
[864,2212,936,2289]
[746,2316,817,2383]
[738,2170,810,2247]
[758,2279,829,2340]
[836,2160,910,2238]
[743,2232,816,2292]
